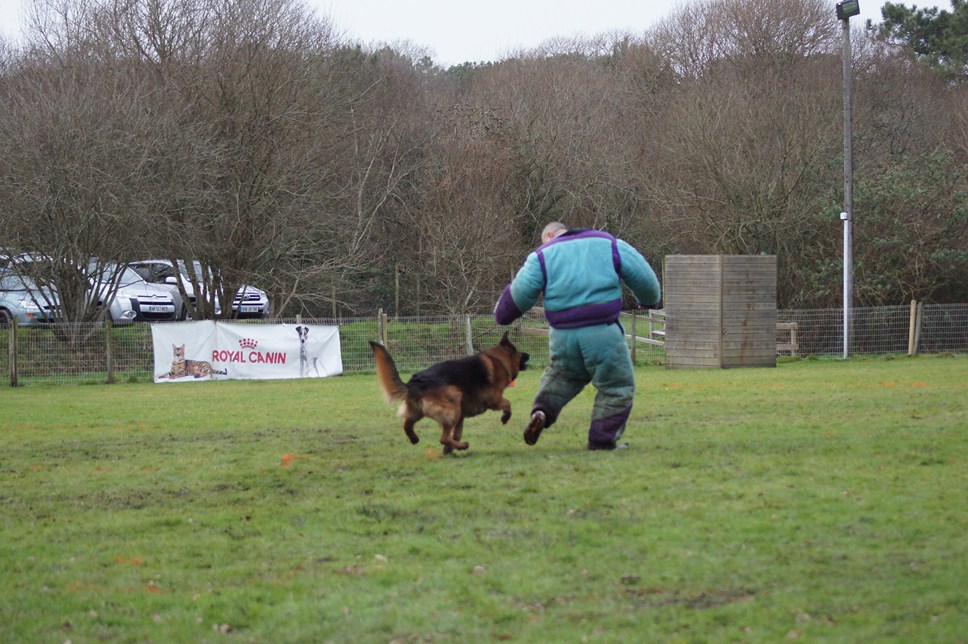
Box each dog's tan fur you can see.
[370,332,529,454]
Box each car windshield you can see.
[90,263,146,287]
[174,260,212,281]
[154,264,178,280]
[131,262,178,282]
[0,273,41,291]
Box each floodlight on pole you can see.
[836,0,861,20]
[838,1,857,359]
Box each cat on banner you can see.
[151,321,342,382]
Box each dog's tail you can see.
[369,341,408,402]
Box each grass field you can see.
[1,355,966,642]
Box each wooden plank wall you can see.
[721,255,776,368]
[664,255,723,368]
[664,255,777,369]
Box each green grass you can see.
[1,356,966,642]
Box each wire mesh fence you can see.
[2,304,965,386]
[777,304,968,356]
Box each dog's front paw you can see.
[501,410,511,424]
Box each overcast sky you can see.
[0,1,945,68]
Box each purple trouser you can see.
[531,322,634,447]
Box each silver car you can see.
[231,283,271,319]
[87,261,178,324]
[0,271,59,326]
[129,259,270,320]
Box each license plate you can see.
[240,306,260,313]
[145,305,173,313]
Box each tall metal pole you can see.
[841,15,854,359]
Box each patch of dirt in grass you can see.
[624,587,757,609]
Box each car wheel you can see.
[0,309,11,328]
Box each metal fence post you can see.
[464,315,473,355]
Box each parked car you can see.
[128,259,270,320]
[232,283,271,319]
[127,259,198,320]
[0,251,50,274]
[0,271,60,326]
[87,261,178,324]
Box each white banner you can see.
[151,321,342,382]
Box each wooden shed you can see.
[663,255,777,369]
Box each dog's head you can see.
[498,331,529,376]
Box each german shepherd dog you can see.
[370,332,529,454]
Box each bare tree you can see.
[263,45,433,317]
[639,0,841,306]
[403,100,528,316]
[0,47,182,326]
[74,0,350,318]
[846,32,968,305]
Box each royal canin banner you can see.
[151,321,342,383]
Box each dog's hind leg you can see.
[439,419,469,454]
[452,416,465,443]
[401,404,421,444]
[403,418,420,444]
[443,417,468,455]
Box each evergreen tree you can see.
[874,0,968,81]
